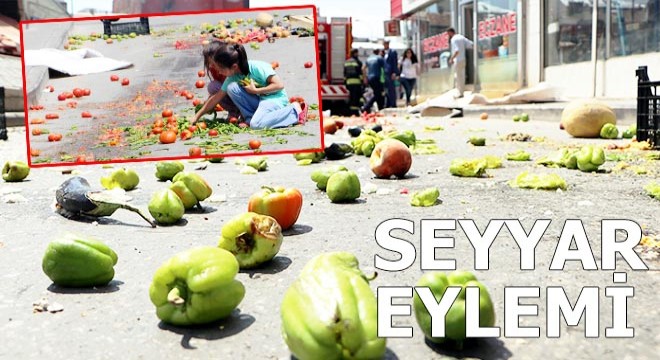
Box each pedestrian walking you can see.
[382,40,399,108]
[201,40,241,119]
[398,48,419,107]
[361,48,385,113]
[447,28,473,98]
[192,43,306,129]
[343,48,364,116]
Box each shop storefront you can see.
[393,0,523,99]
[391,0,660,100]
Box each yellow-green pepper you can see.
[149,246,245,326]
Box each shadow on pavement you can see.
[186,205,217,214]
[155,218,189,227]
[241,256,292,278]
[47,280,124,294]
[282,224,313,236]
[158,309,255,349]
[58,214,161,228]
[425,338,513,360]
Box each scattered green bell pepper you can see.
[149,246,245,326]
[42,233,118,287]
[155,161,184,181]
[2,161,30,182]
[576,145,606,172]
[100,168,140,191]
[469,137,486,146]
[246,157,268,171]
[411,187,440,207]
[600,123,619,139]
[413,271,495,348]
[449,158,488,177]
[509,171,567,190]
[387,130,417,147]
[311,165,348,191]
[281,252,386,360]
[506,150,531,161]
[622,124,637,139]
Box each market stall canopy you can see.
[0,14,20,57]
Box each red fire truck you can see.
[316,16,353,115]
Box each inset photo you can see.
[21,5,323,167]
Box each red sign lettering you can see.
[478,12,517,40]
[422,32,450,54]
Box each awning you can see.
[0,15,20,57]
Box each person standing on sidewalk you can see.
[343,48,364,116]
[398,48,419,107]
[447,28,473,98]
[361,48,385,113]
[383,40,399,108]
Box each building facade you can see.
[113,0,249,14]
[391,0,660,100]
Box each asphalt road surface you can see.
[1,111,659,359]
[22,8,322,165]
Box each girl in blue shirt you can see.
[192,43,306,129]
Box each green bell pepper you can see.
[509,171,567,190]
[469,137,486,146]
[622,124,637,139]
[149,246,245,326]
[311,165,348,191]
[506,150,531,161]
[600,123,619,139]
[449,158,488,177]
[411,187,440,207]
[2,161,30,182]
[42,233,118,287]
[413,271,495,349]
[281,252,386,360]
[246,157,268,171]
[387,130,417,147]
[576,145,605,172]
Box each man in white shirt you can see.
[447,28,473,98]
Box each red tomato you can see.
[195,80,205,88]
[192,98,202,106]
[208,129,219,137]
[47,85,54,92]
[153,119,164,128]
[180,130,193,140]
[248,139,261,150]
[185,93,194,100]
[162,109,173,118]
[121,78,130,86]
[152,126,163,135]
[83,88,91,96]
[304,62,313,68]
[189,147,203,156]
[65,92,74,99]
[75,155,87,163]
[197,122,207,130]
[159,131,177,144]
[110,74,119,81]
[30,148,41,157]
[45,113,59,120]
[31,128,42,136]
[188,125,198,133]
[73,88,84,98]
[81,111,92,118]
[48,133,62,142]
[198,70,205,77]
[229,117,238,124]
[57,93,66,101]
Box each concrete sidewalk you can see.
[382,97,638,126]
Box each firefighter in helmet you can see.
[343,48,364,116]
